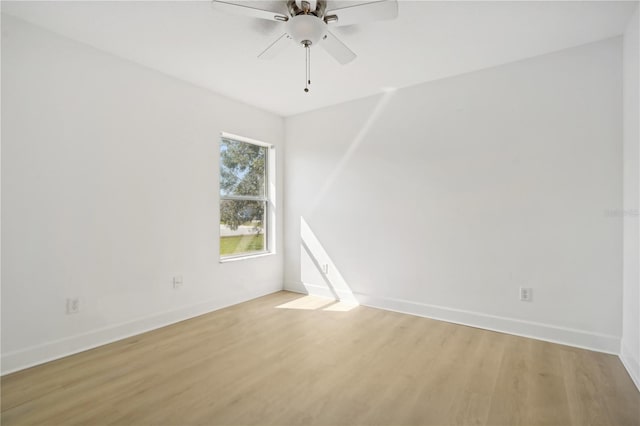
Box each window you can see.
[219,134,272,259]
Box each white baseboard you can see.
[295,282,356,302]
[1,286,280,375]
[280,284,620,354]
[5,283,627,379]
[302,283,337,299]
[283,282,310,295]
[620,344,640,392]
[355,292,620,354]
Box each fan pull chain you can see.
[304,43,310,93]
[308,45,311,87]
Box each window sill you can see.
[219,251,274,263]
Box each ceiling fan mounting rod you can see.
[287,0,326,18]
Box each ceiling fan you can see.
[211,0,398,92]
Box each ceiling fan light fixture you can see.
[287,14,327,46]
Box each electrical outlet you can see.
[321,264,329,274]
[520,287,532,302]
[66,298,80,314]
[173,276,183,289]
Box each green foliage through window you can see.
[219,138,268,257]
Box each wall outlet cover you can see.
[66,298,80,314]
[520,287,533,302]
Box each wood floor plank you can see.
[2,291,639,426]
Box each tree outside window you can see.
[219,137,269,258]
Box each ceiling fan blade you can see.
[258,33,292,60]
[324,0,398,27]
[321,31,356,64]
[211,1,288,22]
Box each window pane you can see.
[220,199,266,256]
[220,138,266,198]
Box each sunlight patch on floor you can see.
[276,295,358,312]
[323,301,358,312]
[276,295,336,310]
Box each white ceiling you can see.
[2,1,637,116]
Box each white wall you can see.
[622,4,640,390]
[1,15,284,374]
[284,37,623,353]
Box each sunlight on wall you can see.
[300,217,359,305]
[290,90,397,311]
[309,88,397,212]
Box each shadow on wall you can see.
[299,217,359,305]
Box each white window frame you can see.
[219,132,275,262]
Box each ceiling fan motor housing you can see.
[287,14,327,46]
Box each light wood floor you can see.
[2,291,639,426]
